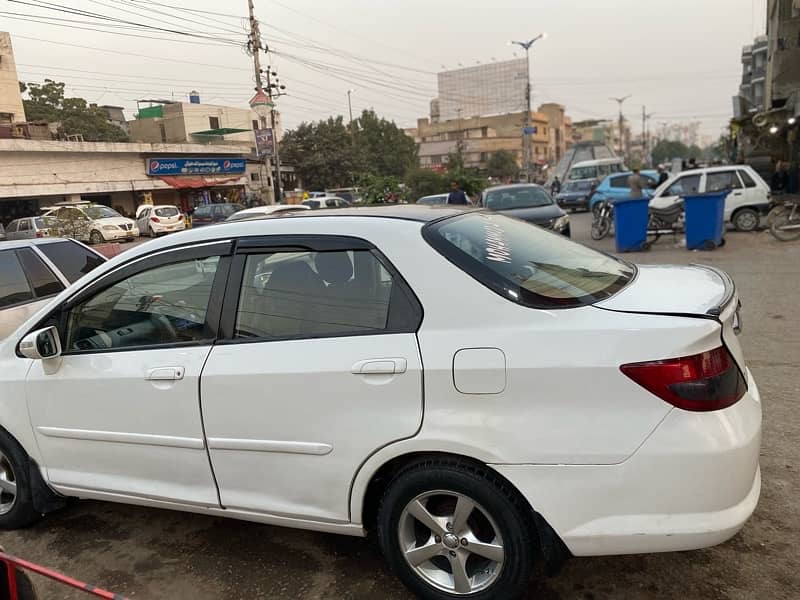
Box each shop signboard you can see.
[146,157,246,176]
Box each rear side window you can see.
[234,249,417,340]
[155,207,179,217]
[423,213,635,309]
[18,220,30,232]
[38,240,105,283]
[194,206,212,218]
[16,248,64,298]
[738,169,757,188]
[0,250,33,308]
[609,175,629,188]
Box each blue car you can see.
[589,170,660,212]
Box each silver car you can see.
[5,216,58,240]
[0,238,106,339]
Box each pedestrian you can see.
[628,167,644,198]
[550,176,561,196]
[657,165,669,185]
[771,160,789,193]
[446,180,470,205]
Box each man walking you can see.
[550,176,562,196]
[657,165,669,185]
[447,180,470,205]
[628,167,644,198]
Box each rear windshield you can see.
[35,217,57,229]
[155,207,179,217]
[423,213,634,308]
[84,206,121,220]
[484,187,552,210]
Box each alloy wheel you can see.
[0,450,17,516]
[398,490,504,595]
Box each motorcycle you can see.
[590,199,613,240]
[645,200,685,247]
[769,195,800,241]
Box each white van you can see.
[566,158,626,182]
[649,165,771,231]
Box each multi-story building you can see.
[130,97,287,203]
[537,103,572,164]
[412,111,550,174]
[736,35,769,117]
[434,59,528,122]
[765,0,800,117]
[0,32,26,125]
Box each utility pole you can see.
[511,33,546,183]
[247,0,283,203]
[347,89,355,128]
[610,95,631,158]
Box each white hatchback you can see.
[135,204,186,237]
[0,206,761,600]
[650,165,771,231]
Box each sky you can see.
[5,0,768,139]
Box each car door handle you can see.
[351,358,407,375]
[146,366,185,381]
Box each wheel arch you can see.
[730,206,760,229]
[352,448,571,575]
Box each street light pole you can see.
[610,95,631,158]
[511,33,546,183]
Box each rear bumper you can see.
[493,368,762,556]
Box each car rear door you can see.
[199,236,423,522]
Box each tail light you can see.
[621,346,746,412]
[36,231,45,238]
[178,214,184,221]
[151,216,160,223]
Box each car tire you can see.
[732,207,760,232]
[89,230,104,245]
[0,429,42,530]
[377,458,536,600]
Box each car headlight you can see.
[102,225,118,231]
[553,215,570,231]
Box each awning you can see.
[159,175,244,189]
[191,128,250,136]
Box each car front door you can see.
[200,237,423,522]
[24,242,232,504]
[650,173,703,210]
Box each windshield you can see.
[484,187,552,210]
[84,206,122,220]
[569,166,598,180]
[424,212,634,308]
[563,181,593,193]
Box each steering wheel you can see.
[150,313,178,342]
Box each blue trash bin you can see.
[613,197,650,252]
[684,191,726,250]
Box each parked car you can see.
[42,204,139,244]
[302,197,351,209]
[136,205,186,237]
[4,216,58,240]
[190,203,245,227]
[650,165,771,231]
[416,194,449,206]
[588,170,660,212]
[481,183,570,236]
[0,205,760,600]
[227,204,311,221]
[0,238,105,339]
[326,188,362,204]
[555,180,595,211]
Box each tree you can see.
[353,109,417,177]
[20,79,129,142]
[486,150,519,180]
[405,168,447,201]
[650,139,690,164]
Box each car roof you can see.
[571,158,624,167]
[483,183,547,193]
[0,237,77,250]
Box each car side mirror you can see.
[19,326,62,360]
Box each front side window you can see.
[6,221,18,233]
[484,187,552,210]
[64,257,220,352]
[609,175,629,188]
[38,240,105,283]
[664,174,701,197]
[235,250,401,340]
[18,220,30,232]
[0,250,33,308]
[424,213,634,309]
[193,206,212,218]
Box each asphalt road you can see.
[2,214,799,599]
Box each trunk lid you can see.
[596,264,745,371]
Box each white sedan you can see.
[0,206,761,600]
